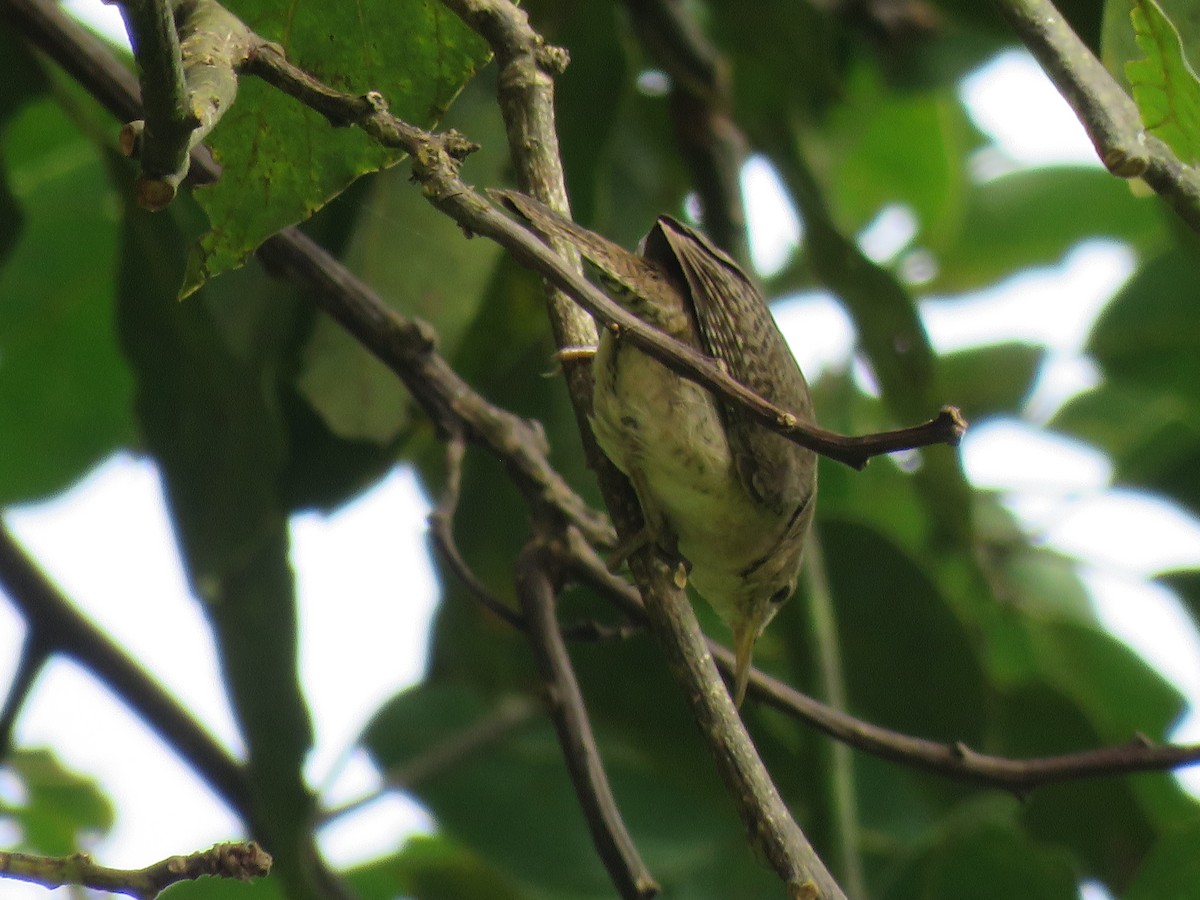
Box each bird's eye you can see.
[769,585,792,605]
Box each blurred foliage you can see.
[4,0,1200,898]
[0,748,114,856]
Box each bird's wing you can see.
[648,218,816,515]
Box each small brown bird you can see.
[497,191,817,705]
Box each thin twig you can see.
[0,631,50,759]
[0,842,271,900]
[996,0,1200,233]
[515,543,660,900]
[428,434,525,629]
[0,519,253,823]
[562,535,1200,793]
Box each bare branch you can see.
[516,544,660,900]
[0,842,270,900]
[0,631,49,759]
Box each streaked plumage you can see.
[497,190,817,705]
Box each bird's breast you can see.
[591,336,787,590]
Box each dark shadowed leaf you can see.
[0,100,134,504]
[1124,817,1200,900]
[885,821,1078,900]
[924,166,1165,293]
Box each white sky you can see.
[2,23,1200,900]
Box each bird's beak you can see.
[732,625,758,708]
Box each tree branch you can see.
[0,518,254,823]
[996,0,1200,234]
[561,533,1200,794]
[0,841,270,900]
[515,543,660,900]
[117,0,251,208]
[428,434,526,630]
[624,0,750,265]
[0,631,49,760]
[116,0,196,206]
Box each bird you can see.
[496,190,817,706]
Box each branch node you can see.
[1103,143,1150,178]
[363,89,388,113]
[535,42,570,75]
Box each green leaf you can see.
[937,343,1044,420]
[819,519,989,743]
[0,100,134,504]
[158,872,283,900]
[1054,248,1200,512]
[1158,568,1200,635]
[345,835,529,900]
[1127,0,1200,164]
[923,166,1165,294]
[1125,818,1200,900]
[2,748,114,856]
[182,0,490,294]
[1087,247,1200,390]
[887,822,1078,900]
[1028,619,1184,740]
[992,685,1159,888]
[825,64,980,241]
[296,74,509,445]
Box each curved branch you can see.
[996,0,1200,234]
[0,519,253,823]
[515,543,659,900]
[562,535,1200,793]
[428,434,526,629]
[0,630,49,759]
